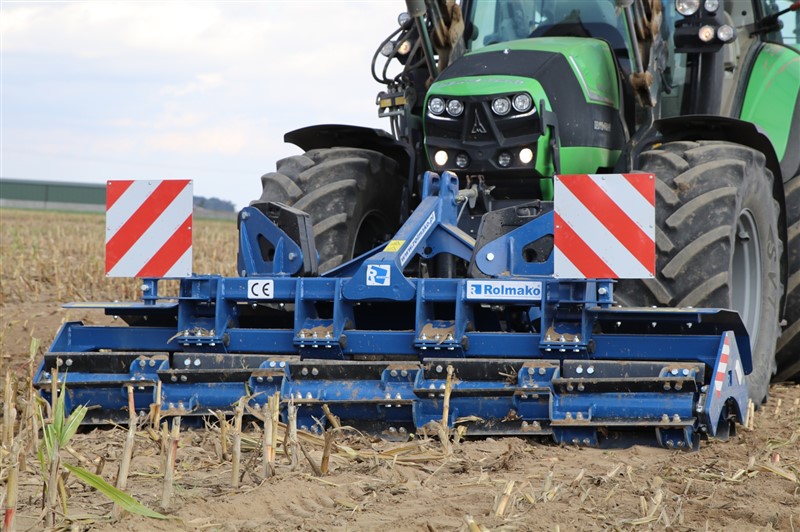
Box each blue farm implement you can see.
[35,171,752,450]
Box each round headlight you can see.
[434,150,448,166]
[446,99,464,117]
[676,0,700,15]
[428,97,445,115]
[491,97,511,116]
[519,148,534,164]
[512,93,533,113]
[380,41,395,57]
[698,25,715,42]
[455,153,470,169]
[704,0,719,12]
[398,12,412,26]
[497,152,512,167]
[717,24,735,42]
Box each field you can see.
[1,208,799,531]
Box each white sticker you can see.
[734,358,744,385]
[466,280,543,301]
[247,279,274,299]
[366,265,391,286]
[400,211,436,266]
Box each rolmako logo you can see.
[466,280,542,301]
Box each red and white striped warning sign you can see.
[105,180,193,278]
[713,334,731,398]
[554,173,655,279]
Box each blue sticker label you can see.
[466,280,542,300]
[366,265,391,286]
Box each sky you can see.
[1,1,403,210]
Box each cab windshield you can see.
[469,0,632,54]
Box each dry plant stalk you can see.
[161,417,181,510]
[231,399,245,488]
[746,399,756,431]
[439,365,455,455]
[287,401,299,470]
[217,410,229,461]
[262,393,280,478]
[298,440,323,477]
[494,479,516,517]
[4,441,21,532]
[321,430,335,475]
[3,371,15,449]
[150,380,162,430]
[114,386,137,518]
[322,404,341,429]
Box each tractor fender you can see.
[284,124,413,185]
[617,114,790,330]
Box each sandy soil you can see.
[1,302,799,532]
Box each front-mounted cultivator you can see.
[36,172,752,449]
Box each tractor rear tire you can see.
[252,147,404,272]
[615,141,782,405]
[775,174,800,381]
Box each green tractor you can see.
[252,0,800,405]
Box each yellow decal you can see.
[384,240,405,252]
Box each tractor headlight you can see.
[434,150,449,166]
[491,97,511,116]
[519,148,534,164]
[455,152,470,169]
[428,97,445,116]
[497,151,512,167]
[512,93,533,113]
[676,0,700,15]
[698,25,715,41]
[703,0,719,12]
[396,39,412,55]
[446,99,464,117]
[717,24,735,42]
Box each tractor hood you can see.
[424,37,626,182]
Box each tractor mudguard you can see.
[284,124,413,182]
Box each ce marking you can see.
[247,279,274,300]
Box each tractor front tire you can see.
[615,141,782,405]
[775,174,800,381]
[252,147,404,272]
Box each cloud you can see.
[1,1,403,209]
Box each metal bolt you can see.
[257,376,264,383]
[696,404,703,413]
[587,366,594,375]
[539,367,546,375]
[385,393,392,400]
[141,284,150,292]
[56,359,63,367]
[301,368,309,376]
[311,368,319,376]
[671,368,679,376]
[428,383,436,390]
[486,252,495,261]
[577,384,585,392]
[673,414,681,423]
[306,392,312,399]
[576,366,584,374]
[583,438,590,446]
[566,412,573,420]
[572,438,579,445]
[312,331,318,339]
[576,412,584,420]
[66,359,73,367]
[436,365,443,373]
[558,335,566,343]
[184,358,191,367]
[269,361,276,367]
[149,359,156,367]
[682,369,689,376]
[663,382,671,390]
[421,333,427,340]
[395,393,402,400]
[399,427,407,434]
[598,287,608,295]
[180,375,188,382]
[139,360,146,368]
[401,370,408,377]
[171,375,178,382]
[279,361,286,367]
[240,270,247,276]
[194,359,201,367]
[651,322,657,327]
[389,427,397,433]
[662,414,670,423]
[287,252,296,261]
[567,384,574,392]
[666,440,674,448]
[299,331,306,339]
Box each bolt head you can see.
[486,252,495,261]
